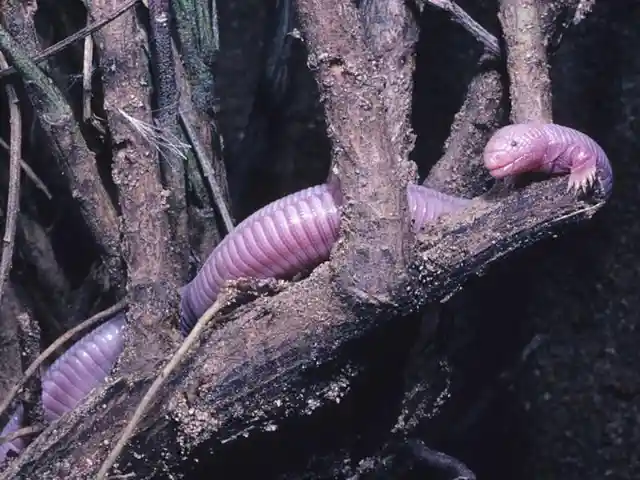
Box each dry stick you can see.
[0,0,140,80]
[498,0,553,123]
[423,0,500,57]
[82,30,94,121]
[170,41,215,207]
[96,298,227,479]
[0,300,128,424]
[179,114,235,233]
[0,138,51,199]
[0,425,43,447]
[0,51,22,307]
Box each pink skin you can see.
[41,314,126,422]
[179,183,472,332]
[180,123,614,332]
[0,314,126,462]
[1,123,614,460]
[483,123,613,195]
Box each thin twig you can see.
[82,29,94,121]
[0,300,128,425]
[0,138,51,199]
[0,0,139,80]
[170,40,210,205]
[422,0,500,57]
[179,113,234,233]
[96,298,227,479]
[0,425,42,447]
[498,0,553,123]
[0,51,22,307]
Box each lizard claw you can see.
[567,165,597,196]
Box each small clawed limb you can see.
[565,145,610,199]
[567,165,597,196]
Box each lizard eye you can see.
[510,139,518,147]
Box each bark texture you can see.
[0,0,633,479]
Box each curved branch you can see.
[0,176,607,479]
[0,50,21,306]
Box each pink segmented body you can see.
[407,185,473,230]
[0,314,126,462]
[0,123,614,461]
[41,314,126,421]
[180,123,614,332]
[180,183,472,332]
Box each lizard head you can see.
[483,124,547,179]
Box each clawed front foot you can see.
[567,164,597,196]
